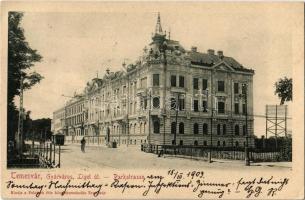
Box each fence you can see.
[8,141,62,168]
[141,144,291,162]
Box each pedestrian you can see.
[81,137,86,153]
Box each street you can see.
[60,144,291,171]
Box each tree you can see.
[7,12,43,142]
[274,77,292,105]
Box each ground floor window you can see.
[203,123,208,135]
[235,125,240,135]
[194,140,198,146]
[153,120,160,134]
[179,122,184,134]
[179,140,183,146]
[171,122,176,134]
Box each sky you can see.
[18,3,297,136]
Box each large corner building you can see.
[52,13,255,147]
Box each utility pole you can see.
[243,83,250,166]
[148,90,152,146]
[209,71,214,163]
[174,93,180,146]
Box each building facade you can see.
[52,14,255,147]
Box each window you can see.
[179,76,185,88]
[193,123,199,134]
[242,104,246,115]
[202,79,208,90]
[235,125,240,135]
[203,141,207,146]
[243,125,247,136]
[218,81,225,92]
[140,77,147,88]
[172,140,175,145]
[171,122,176,134]
[203,123,208,135]
[223,124,226,135]
[217,124,221,135]
[234,83,239,94]
[153,97,160,108]
[234,103,239,114]
[153,121,160,134]
[179,98,185,110]
[193,78,199,90]
[179,122,184,134]
[235,141,239,147]
[144,99,147,109]
[217,141,221,146]
[194,140,198,146]
[170,98,177,110]
[218,102,225,114]
[242,84,247,95]
[193,100,199,112]
[171,75,176,87]
[153,74,159,86]
[223,141,226,146]
[202,101,207,112]
[179,140,183,146]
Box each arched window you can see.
[143,122,146,134]
[153,121,160,134]
[203,123,208,135]
[193,123,199,134]
[217,141,221,146]
[223,124,226,135]
[134,123,137,134]
[217,124,221,135]
[235,125,240,135]
[179,122,184,134]
[153,97,160,108]
[194,140,198,146]
[171,122,176,134]
[243,125,247,136]
[140,123,142,135]
[235,141,239,147]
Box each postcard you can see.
[1,2,304,199]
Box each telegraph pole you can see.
[243,83,250,166]
[174,93,180,146]
[209,71,214,163]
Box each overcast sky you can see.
[18,3,298,136]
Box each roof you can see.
[188,51,254,73]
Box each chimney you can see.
[217,50,224,58]
[191,46,197,52]
[207,49,215,55]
